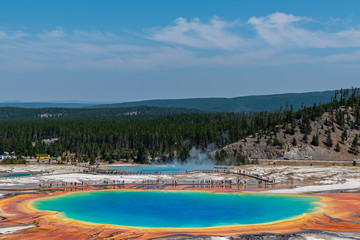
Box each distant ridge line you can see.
[89,90,336,112]
[0,90,337,112]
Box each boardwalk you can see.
[0,168,275,191]
[94,168,275,184]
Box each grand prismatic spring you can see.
[32,190,320,228]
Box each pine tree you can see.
[311,135,319,146]
[236,155,246,165]
[352,135,359,155]
[335,142,341,152]
[341,129,347,142]
[302,133,308,143]
[355,107,360,126]
[272,138,282,147]
[135,143,148,164]
[179,147,190,162]
[326,131,333,148]
[291,137,297,146]
[89,156,96,165]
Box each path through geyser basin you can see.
[33,190,321,228]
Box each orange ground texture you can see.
[0,185,360,240]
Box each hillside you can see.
[0,90,336,113]
[91,90,336,112]
[217,90,360,161]
[0,88,359,165]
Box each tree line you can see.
[0,88,359,164]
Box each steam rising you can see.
[171,147,216,170]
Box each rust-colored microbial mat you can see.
[0,186,359,240]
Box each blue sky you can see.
[1,0,360,102]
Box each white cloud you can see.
[149,16,244,50]
[2,13,360,71]
[0,28,158,71]
[0,31,28,40]
[73,30,118,42]
[14,32,29,39]
[248,12,360,49]
[324,50,360,63]
[0,31,7,39]
[39,27,67,38]
[248,12,310,26]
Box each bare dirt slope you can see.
[218,108,360,160]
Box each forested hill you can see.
[0,106,202,120]
[90,90,336,112]
[0,88,359,164]
[0,90,335,112]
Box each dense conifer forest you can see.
[0,88,359,164]
[0,106,202,120]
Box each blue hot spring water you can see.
[106,164,213,173]
[3,173,32,178]
[33,191,320,228]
